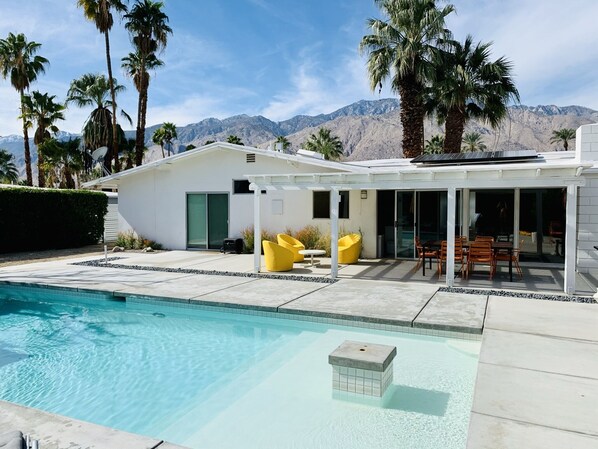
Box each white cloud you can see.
[260,49,392,121]
[448,0,598,109]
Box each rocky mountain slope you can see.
[2,99,597,176]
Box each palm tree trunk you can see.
[37,144,45,188]
[138,77,149,164]
[398,75,424,158]
[21,102,33,186]
[65,166,75,189]
[104,30,119,173]
[134,93,145,166]
[443,106,466,154]
[134,68,147,166]
[563,140,569,151]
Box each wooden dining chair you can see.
[437,240,465,276]
[495,239,524,279]
[466,241,495,279]
[475,235,494,243]
[415,236,438,269]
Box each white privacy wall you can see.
[117,147,377,256]
[576,124,598,272]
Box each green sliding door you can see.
[187,193,229,249]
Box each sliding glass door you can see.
[395,191,416,258]
[187,193,229,249]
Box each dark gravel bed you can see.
[438,286,596,304]
[72,259,337,284]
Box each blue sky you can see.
[1,0,598,136]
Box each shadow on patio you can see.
[335,258,595,295]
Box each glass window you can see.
[313,191,349,219]
[233,180,251,194]
[233,180,266,194]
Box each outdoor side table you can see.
[298,249,326,267]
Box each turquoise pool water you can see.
[0,286,480,449]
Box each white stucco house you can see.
[84,123,598,294]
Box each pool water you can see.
[0,286,480,449]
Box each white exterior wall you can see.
[576,123,598,272]
[575,125,598,273]
[117,148,377,256]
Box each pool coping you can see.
[0,280,483,339]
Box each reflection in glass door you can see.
[187,193,229,249]
[395,191,416,258]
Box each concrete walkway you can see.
[467,297,598,449]
[0,250,596,449]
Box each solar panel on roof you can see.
[410,150,538,165]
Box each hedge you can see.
[0,187,108,253]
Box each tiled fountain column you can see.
[329,341,396,397]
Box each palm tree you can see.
[161,122,177,156]
[0,33,49,185]
[303,128,344,161]
[151,127,165,157]
[275,135,291,151]
[360,0,454,158]
[426,36,519,153]
[424,134,444,154]
[226,135,244,145]
[20,91,66,187]
[66,73,131,173]
[461,132,487,152]
[121,50,164,166]
[119,137,138,169]
[550,128,576,151]
[38,138,84,189]
[0,149,19,184]
[124,0,172,166]
[77,0,128,171]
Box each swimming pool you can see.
[0,285,480,449]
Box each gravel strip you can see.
[438,286,595,304]
[72,259,337,284]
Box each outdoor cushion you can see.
[277,234,305,262]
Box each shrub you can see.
[0,187,108,253]
[241,226,276,253]
[115,230,163,250]
[293,225,322,250]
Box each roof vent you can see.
[297,149,325,160]
[246,153,256,163]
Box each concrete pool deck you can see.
[0,250,596,449]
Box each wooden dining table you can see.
[422,240,514,282]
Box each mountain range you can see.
[2,99,598,176]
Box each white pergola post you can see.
[253,188,262,273]
[564,184,578,294]
[462,188,470,239]
[446,187,456,287]
[513,188,520,249]
[330,188,340,279]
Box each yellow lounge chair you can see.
[338,234,361,264]
[277,234,305,262]
[262,241,294,272]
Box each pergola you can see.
[249,158,589,294]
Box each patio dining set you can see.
[416,236,523,282]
